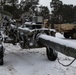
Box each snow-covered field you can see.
[0,33,76,75]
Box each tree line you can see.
[0,0,49,19]
[50,0,76,24]
[0,0,76,24]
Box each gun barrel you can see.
[38,34,76,58]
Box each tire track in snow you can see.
[6,65,17,75]
[64,66,76,75]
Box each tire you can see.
[71,32,76,39]
[64,33,70,38]
[46,47,57,61]
[0,58,3,65]
[0,47,4,65]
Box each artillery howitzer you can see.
[2,19,76,66]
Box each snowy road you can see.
[0,33,76,75]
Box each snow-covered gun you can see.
[4,21,76,65]
[3,21,76,66]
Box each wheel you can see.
[64,33,70,38]
[71,32,76,39]
[0,58,3,65]
[46,47,57,61]
[0,47,4,65]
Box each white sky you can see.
[39,0,76,12]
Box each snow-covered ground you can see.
[0,33,76,75]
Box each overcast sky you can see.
[39,0,76,12]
